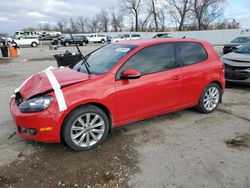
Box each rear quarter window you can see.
[176,42,208,66]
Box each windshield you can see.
[235,43,250,54]
[231,37,247,43]
[73,44,137,74]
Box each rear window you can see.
[176,42,207,66]
[132,34,140,37]
[231,37,248,43]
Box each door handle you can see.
[171,75,182,80]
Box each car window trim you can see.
[175,41,208,67]
[115,42,180,81]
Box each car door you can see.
[114,43,183,124]
[176,42,208,106]
[123,34,131,40]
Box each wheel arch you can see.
[211,80,222,89]
[60,102,113,138]
[201,80,223,104]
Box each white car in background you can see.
[112,33,141,42]
[86,34,106,43]
[13,36,39,47]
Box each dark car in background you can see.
[153,33,173,38]
[222,43,250,84]
[39,34,59,41]
[223,36,250,54]
[60,35,89,46]
[51,35,66,45]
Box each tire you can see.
[31,42,38,47]
[62,105,109,151]
[52,40,58,45]
[101,39,105,44]
[81,42,87,46]
[195,83,222,114]
[65,42,70,46]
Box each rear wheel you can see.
[31,42,38,47]
[101,39,105,44]
[52,40,58,45]
[62,105,109,151]
[81,42,87,46]
[196,83,222,113]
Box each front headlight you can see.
[19,96,53,113]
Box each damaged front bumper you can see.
[10,97,61,143]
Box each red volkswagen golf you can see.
[10,39,225,151]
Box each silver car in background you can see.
[222,43,250,84]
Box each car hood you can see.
[222,52,250,62]
[224,43,243,47]
[17,67,90,99]
[222,52,250,66]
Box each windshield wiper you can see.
[70,34,91,75]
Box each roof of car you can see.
[115,38,207,46]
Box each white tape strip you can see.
[43,67,67,112]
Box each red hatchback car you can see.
[10,39,225,151]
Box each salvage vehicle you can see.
[112,34,141,42]
[86,34,106,43]
[60,35,88,46]
[223,36,250,54]
[13,36,39,47]
[10,39,225,151]
[222,43,250,84]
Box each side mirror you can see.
[121,69,141,79]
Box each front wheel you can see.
[195,83,222,113]
[31,42,38,47]
[62,105,109,151]
[65,42,70,46]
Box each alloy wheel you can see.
[70,113,105,147]
[203,86,220,111]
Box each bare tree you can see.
[215,18,239,29]
[168,0,192,31]
[111,9,124,32]
[97,9,109,32]
[150,0,159,31]
[70,18,78,33]
[57,19,67,33]
[77,17,88,33]
[139,12,151,31]
[38,23,52,31]
[121,0,143,31]
[87,16,100,33]
[157,5,167,31]
[227,18,240,29]
[192,0,226,30]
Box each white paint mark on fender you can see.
[43,66,67,112]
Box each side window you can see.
[177,42,207,66]
[124,34,130,38]
[117,43,176,79]
[242,37,247,43]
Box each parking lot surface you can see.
[0,44,249,188]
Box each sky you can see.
[0,0,249,34]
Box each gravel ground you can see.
[0,44,249,188]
